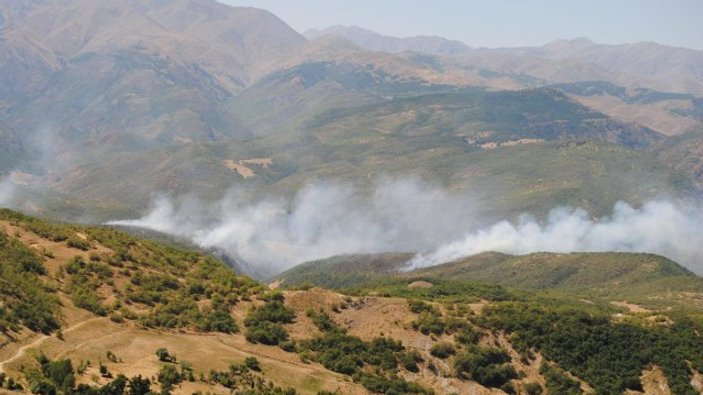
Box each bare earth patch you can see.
[223,158,274,179]
[407,280,434,289]
[625,366,672,395]
[611,301,652,314]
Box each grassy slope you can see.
[275,253,415,289]
[279,251,703,303]
[0,210,366,394]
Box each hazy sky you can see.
[221,0,703,50]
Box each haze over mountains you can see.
[0,0,701,278]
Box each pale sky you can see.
[220,0,703,50]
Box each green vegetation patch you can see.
[0,230,60,333]
[0,209,259,333]
[481,303,703,394]
[244,299,296,345]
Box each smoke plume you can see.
[107,179,476,277]
[0,175,16,207]
[410,200,703,273]
[108,180,703,277]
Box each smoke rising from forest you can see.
[108,180,703,276]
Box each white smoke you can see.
[107,178,477,276]
[410,200,703,273]
[107,179,703,277]
[0,175,16,207]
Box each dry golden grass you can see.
[0,312,365,394]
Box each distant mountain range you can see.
[304,25,473,55]
[305,26,703,96]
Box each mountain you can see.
[525,38,703,95]
[309,27,703,96]
[2,210,703,394]
[304,25,472,55]
[0,0,700,262]
[0,0,306,172]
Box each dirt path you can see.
[0,317,107,373]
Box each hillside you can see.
[278,251,703,301]
[2,210,703,395]
[549,81,703,136]
[408,252,702,297]
[36,84,694,221]
[0,0,700,228]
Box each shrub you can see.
[244,301,295,326]
[400,350,423,373]
[244,301,295,345]
[128,376,152,395]
[155,348,175,363]
[524,382,543,395]
[66,237,91,251]
[157,365,182,394]
[354,372,433,395]
[408,300,436,314]
[430,342,456,359]
[245,321,289,345]
[540,364,581,395]
[306,308,337,332]
[455,326,482,345]
[454,347,517,388]
[243,357,261,372]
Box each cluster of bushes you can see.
[0,230,60,333]
[0,373,24,392]
[429,342,456,359]
[353,278,517,304]
[453,346,517,390]
[481,302,703,394]
[411,308,480,345]
[25,354,152,395]
[64,256,113,316]
[244,299,296,345]
[203,356,301,394]
[305,308,337,332]
[302,332,403,374]
[157,364,184,394]
[296,322,432,394]
[1,209,262,334]
[66,236,92,251]
[137,294,237,334]
[353,372,433,395]
[539,364,581,395]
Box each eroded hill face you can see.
[1,210,703,394]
